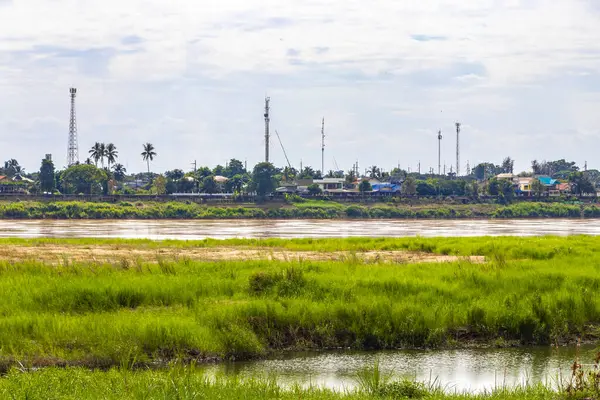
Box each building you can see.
[312,178,345,193]
[517,177,534,195]
[371,182,401,193]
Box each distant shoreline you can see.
[0,199,598,219]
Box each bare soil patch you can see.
[0,244,483,265]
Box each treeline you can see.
[0,200,595,219]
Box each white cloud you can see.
[1,0,600,173]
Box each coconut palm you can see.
[112,163,127,182]
[141,143,157,174]
[89,142,103,167]
[99,143,107,168]
[105,143,118,168]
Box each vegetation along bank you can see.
[1,199,600,219]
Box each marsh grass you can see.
[0,237,600,370]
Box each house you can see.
[517,177,534,195]
[538,176,560,188]
[496,173,515,180]
[312,178,345,193]
[371,182,401,193]
[0,176,7,182]
[213,175,229,184]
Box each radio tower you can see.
[455,122,461,176]
[437,129,442,176]
[67,88,79,166]
[264,97,271,163]
[321,118,325,174]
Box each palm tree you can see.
[99,143,107,168]
[141,143,157,174]
[112,163,127,182]
[105,143,118,168]
[89,142,102,167]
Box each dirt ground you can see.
[0,244,484,265]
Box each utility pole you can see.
[418,161,421,175]
[191,160,198,192]
[67,88,79,166]
[455,122,461,177]
[321,118,325,175]
[264,97,270,163]
[437,129,442,176]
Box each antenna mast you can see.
[321,118,325,174]
[67,88,79,166]
[455,122,461,176]
[437,129,442,175]
[264,97,270,163]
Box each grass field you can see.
[0,236,600,371]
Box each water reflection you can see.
[1,219,600,239]
[202,346,598,393]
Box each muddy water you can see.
[203,346,598,393]
[0,219,599,239]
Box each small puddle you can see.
[200,346,598,393]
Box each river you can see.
[1,218,600,239]
[203,346,598,393]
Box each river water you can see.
[203,346,598,393]
[1,218,600,239]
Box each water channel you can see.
[2,218,600,239]
[203,346,598,393]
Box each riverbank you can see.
[0,366,593,399]
[1,236,599,371]
[1,200,599,219]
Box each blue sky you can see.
[1,0,600,174]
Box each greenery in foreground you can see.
[1,236,600,370]
[1,364,599,399]
[1,199,600,219]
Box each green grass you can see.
[0,200,593,219]
[0,366,591,399]
[1,237,600,369]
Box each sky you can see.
[1,0,600,175]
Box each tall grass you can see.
[0,237,600,368]
[0,366,585,399]
[0,200,594,219]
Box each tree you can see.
[165,169,184,181]
[60,164,108,195]
[84,158,93,165]
[473,163,499,180]
[307,183,322,195]
[345,169,357,187]
[39,158,55,193]
[299,166,317,179]
[105,143,118,168]
[570,172,595,196]
[225,159,246,178]
[369,166,381,179]
[89,143,103,167]
[251,162,278,196]
[531,160,542,175]
[152,175,167,195]
[465,180,479,197]
[531,178,546,198]
[3,159,23,177]
[358,180,372,193]
[213,165,225,176]
[282,166,297,182]
[141,143,157,174]
[402,176,417,195]
[225,174,245,193]
[112,164,127,182]
[200,176,218,194]
[416,180,437,196]
[501,157,514,174]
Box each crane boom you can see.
[274,130,292,169]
